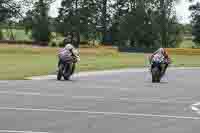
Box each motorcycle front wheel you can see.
[151,67,161,83]
[57,63,64,80]
[63,63,75,80]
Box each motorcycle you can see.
[151,61,163,83]
[150,56,168,83]
[57,52,79,81]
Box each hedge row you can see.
[166,48,200,55]
[0,40,48,46]
[0,40,99,48]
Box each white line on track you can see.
[0,107,199,120]
[72,96,194,104]
[0,91,194,104]
[0,91,64,97]
[192,102,200,106]
[191,102,200,114]
[26,68,148,80]
[26,67,200,80]
[0,81,9,84]
[0,130,48,133]
[191,106,199,111]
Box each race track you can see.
[0,68,200,133]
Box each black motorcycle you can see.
[57,56,77,80]
[151,61,163,83]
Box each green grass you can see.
[0,45,200,80]
[78,53,146,71]
[0,45,56,79]
[0,54,56,80]
[170,55,200,67]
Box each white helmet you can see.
[158,48,165,55]
[64,44,73,50]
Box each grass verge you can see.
[0,44,200,80]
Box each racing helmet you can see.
[64,43,74,50]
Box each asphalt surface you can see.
[0,68,200,133]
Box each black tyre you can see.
[64,76,70,80]
[63,63,73,80]
[152,67,161,83]
[57,72,62,80]
[70,63,76,75]
[57,64,63,80]
[151,67,156,83]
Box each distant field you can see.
[0,44,200,80]
[180,39,196,48]
[1,29,31,41]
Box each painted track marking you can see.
[27,67,200,80]
[0,91,195,104]
[0,130,48,133]
[0,107,199,120]
[191,102,200,114]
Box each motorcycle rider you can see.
[149,48,171,77]
[58,33,80,68]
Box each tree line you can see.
[189,0,200,47]
[0,0,198,48]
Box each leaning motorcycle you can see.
[150,57,166,83]
[151,62,163,83]
[57,52,79,80]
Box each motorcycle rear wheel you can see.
[63,63,74,80]
[152,67,161,83]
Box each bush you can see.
[59,41,65,47]
[192,46,196,49]
[0,30,3,40]
[80,41,88,45]
[50,41,57,47]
